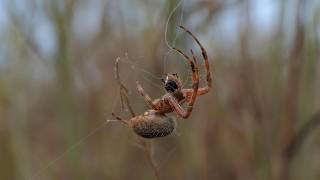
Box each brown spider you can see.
[112,26,212,138]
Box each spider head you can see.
[162,73,182,94]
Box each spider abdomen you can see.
[131,110,175,138]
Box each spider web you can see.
[163,0,190,88]
[27,1,186,179]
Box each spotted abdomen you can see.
[131,110,175,138]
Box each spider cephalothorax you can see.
[162,73,182,94]
[112,25,212,138]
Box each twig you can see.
[284,111,320,162]
[282,0,306,148]
[138,139,161,180]
[279,111,320,180]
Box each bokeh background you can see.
[1,0,320,179]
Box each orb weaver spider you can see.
[111,26,212,138]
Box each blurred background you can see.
[1,0,320,179]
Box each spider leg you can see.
[114,58,136,118]
[111,113,129,125]
[136,81,159,110]
[178,25,212,96]
[168,48,199,118]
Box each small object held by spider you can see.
[112,25,212,138]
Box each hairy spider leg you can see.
[136,81,160,111]
[111,113,129,125]
[178,25,212,96]
[112,58,136,124]
[167,47,199,118]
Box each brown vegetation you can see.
[0,0,320,180]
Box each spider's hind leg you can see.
[114,57,136,118]
[110,113,129,125]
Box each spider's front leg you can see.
[166,49,199,119]
[179,25,212,96]
[136,81,160,111]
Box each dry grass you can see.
[1,0,320,180]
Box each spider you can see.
[111,25,212,138]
